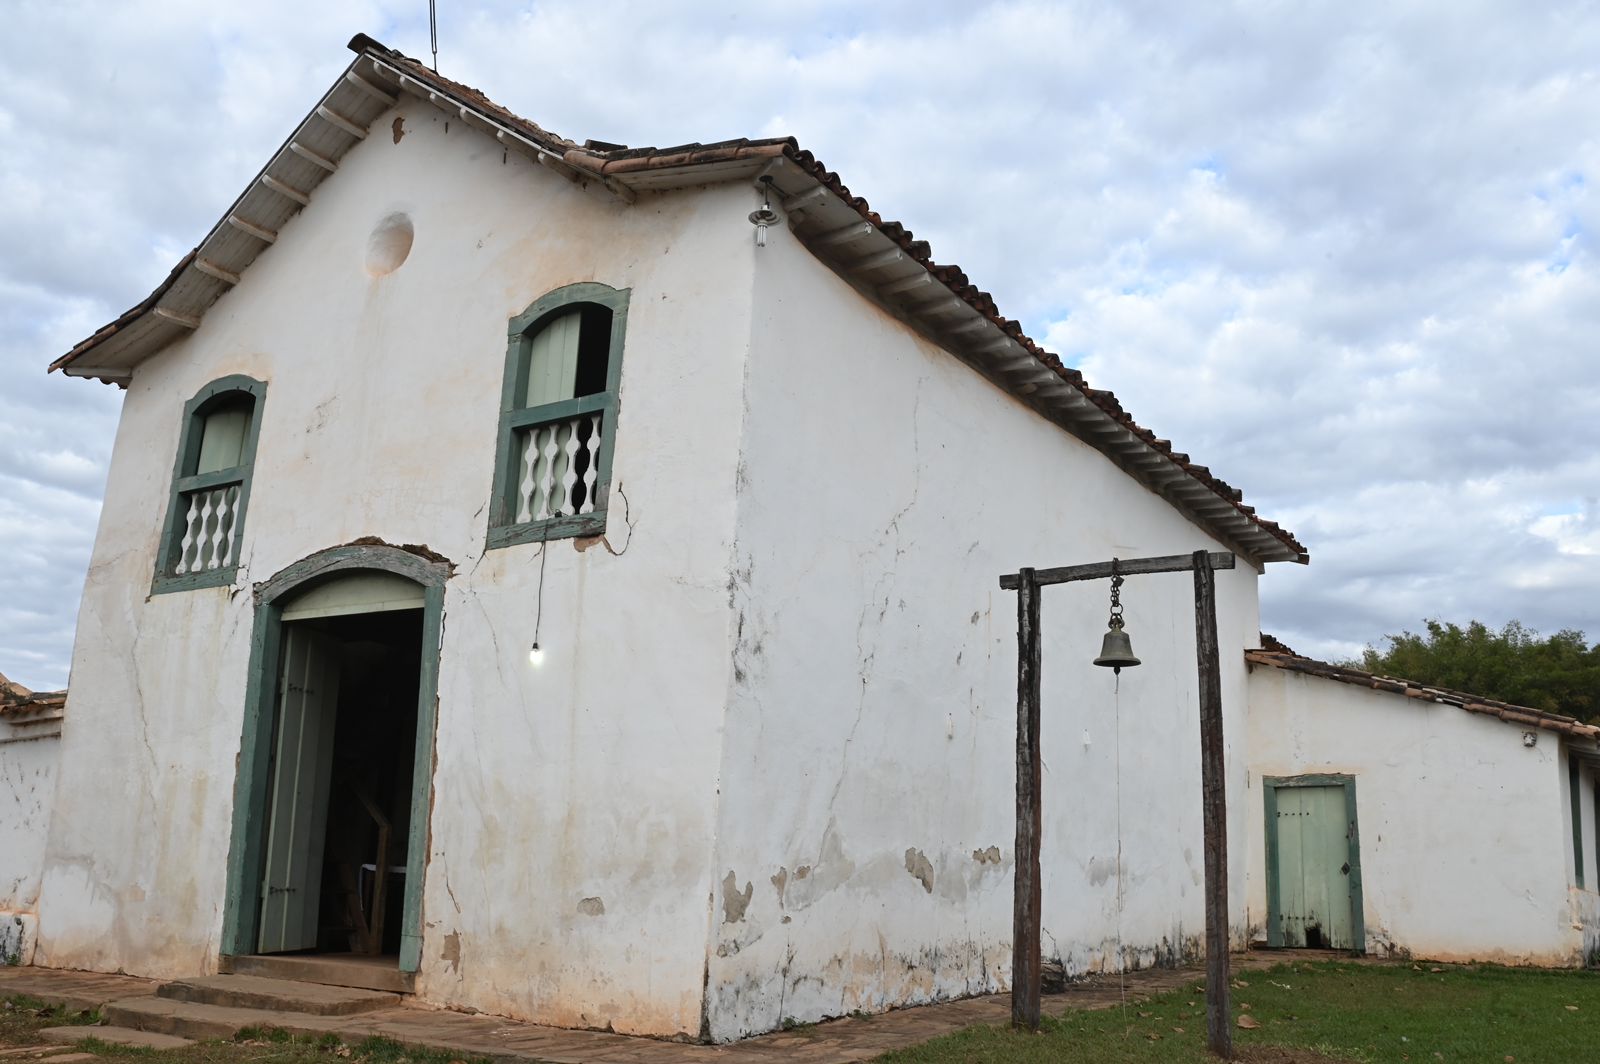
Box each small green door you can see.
[257,626,341,954]
[1272,785,1355,949]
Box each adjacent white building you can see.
[1245,645,1600,968]
[23,29,1588,1048]
[0,675,64,966]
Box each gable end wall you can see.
[38,95,754,1038]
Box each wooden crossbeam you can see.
[999,550,1234,589]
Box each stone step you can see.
[157,974,399,1016]
[102,997,349,1042]
[39,1025,194,1049]
[219,955,413,995]
[0,1047,86,1060]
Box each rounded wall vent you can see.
[365,212,414,276]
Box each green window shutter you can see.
[521,310,582,408]
[196,405,251,473]
[488,283,630,550]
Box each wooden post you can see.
[1011,567,1043,1031]
[1192,550,1232,1059]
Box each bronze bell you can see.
[1094,620,1141,674]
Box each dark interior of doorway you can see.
[283,607,421,959]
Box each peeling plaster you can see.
[722,872,753,924]
[903,849,934,894]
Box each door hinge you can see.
[1341,862,1350,876]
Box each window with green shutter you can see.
[152,375,267,593]
[488,283,629,548]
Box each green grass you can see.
[874,960,1600,1063]
[0,994,103,1043]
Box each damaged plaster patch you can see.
[972,845,1002,865]
[392,116,406,143]
[904,848,934,893]
[440,930,461,973]
[722,872,753,923]
[771,867,788,908]
[578,897,606,916]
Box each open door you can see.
[258,626,342,954]
[1265,775,1365,951]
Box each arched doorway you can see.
[221,545,447,977]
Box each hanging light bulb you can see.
[1093,560,1141,675]
[748,176,780,247]
[528,642,544,667]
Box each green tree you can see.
[1354,620,1600,721]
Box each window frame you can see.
[487,282,630,549]
[151,374,268,595]
[1572,753,1587,889]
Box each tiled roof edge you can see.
[1245,648,1600,740]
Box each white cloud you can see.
[3,0,1599,686]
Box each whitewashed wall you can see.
[1245,665,1584,964]
[0,716,60,965]
[701,223,1266,1040]
[39,95,753,1037]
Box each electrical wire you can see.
[532,531,549,650]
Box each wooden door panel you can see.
[258,626,341,954]
[1272,784,1354,950]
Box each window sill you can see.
[487,512,607,550]
[151,566,239,596]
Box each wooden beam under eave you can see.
[817,221,874,247]
[345,70,398,105]
[852,247,905,273]
[228,215,278,244]
[781,186,829,212]
[195,258,241,285]
[317,105,368,139]
[879,272,934,298]
[154,307,202,329]
[289,142,338,172]
[260,174,310,206]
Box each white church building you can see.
[3,32,1592,1045]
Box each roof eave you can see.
[48,34,1307,565]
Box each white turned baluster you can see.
[516,430,539,524]
[208,489,231,570]
[559,422,581,516]
[176,493,201,574]
[220,483,241,563]
[580,416,601,513]
[200,491,219,569]
[537,426,560,520]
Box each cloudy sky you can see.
[3,1,1597,690]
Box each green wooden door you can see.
[1273,785,1355,949]
[257,626,341,954]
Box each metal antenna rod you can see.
[429,0,439,71]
